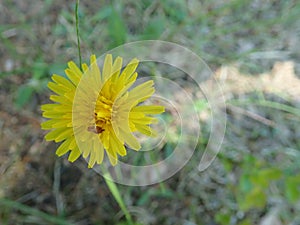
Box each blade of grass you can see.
[229,99,300,117]
[102,168,134,225]
[0,198,73,225]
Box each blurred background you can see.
[0,0,300,224]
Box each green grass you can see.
[0,198,73,225]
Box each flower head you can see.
[41,54,164,167]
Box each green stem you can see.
[102,168,134,225]
[75,0,82,71]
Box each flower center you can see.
[88,95,114,134]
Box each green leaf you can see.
[194,99,208,112]
[108,7,127,48]
[137,191,152,206]
[137,188,174,206]
[239,174,252,193]
[164,142,174,158]
[285,176,300,203]
[250,168,282,189]
[15,85,34,108]
[223,159,233,172]
[141,16,165,39]
[116,222,143,225]
[238,219,252,225]
[33,60,47,80]
[215,212,231,225]
[90,6,112,23]
[259,168,282,180]
[240,187,266,211]
[161,1,187,23]
[49,63,68,77]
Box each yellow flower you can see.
[41,54,164,167]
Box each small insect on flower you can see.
[41,54,164,168]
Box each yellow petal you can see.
[108,126,126,156]
[42,111,64,119]
[82,137,92,158]
[45,128,67,141]
[130,116,157,125]
[88,141,97,168]
[68,146,81,162]
[106,136,118,166]
[89,55,101,88]
[135,124,157,137]
[65,67,81,86]
[132,105,165,114]
[118,125,141,150]
[120,58,139,82]
[49,95,71,105]
[48,82,69,96]
[54,128,73,142]
[56,138,72,156]
[41,119,70,129]
[68,61,83,77]
[111,56,123,81]
[102,54,112,82]
[82,63,89,72]
[126,80,155,104]
[51,74,75,90]
[95,138,104,164]
[100,131,110,150]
